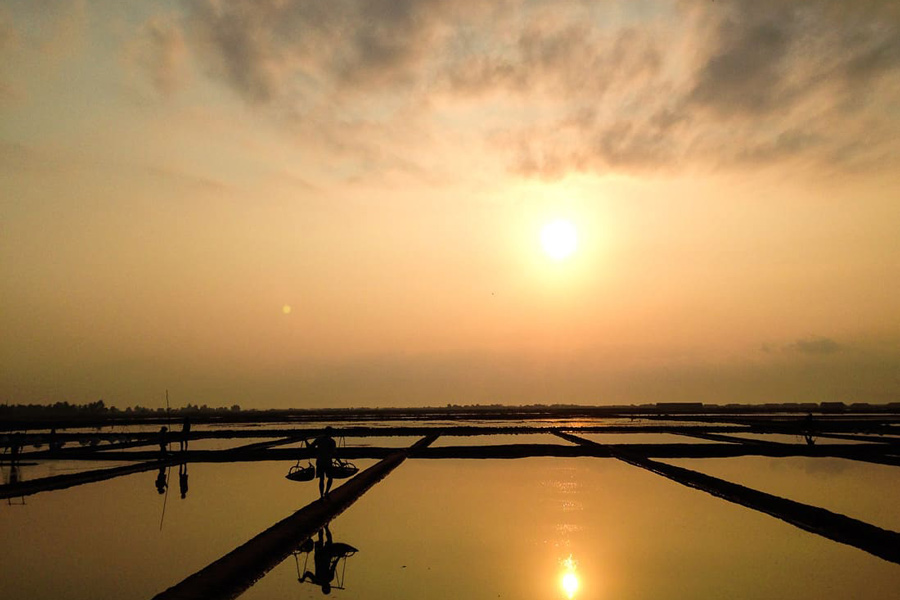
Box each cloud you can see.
[0,2,89,104]
[184,0,289,105]
[0,11,18,102]
[0,14,14,53]
[499,0,900,176]
[172,0,900,178]
[787,336,843,356]
[687,3,797,116]
[145,166,228,194]
[131,16,188,96]
[762,335,844,356]
[0,141,33,170]
[444,22,663,99]
[183,0,497,104]
[15,0,88,59]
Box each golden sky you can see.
[2,0,899,408]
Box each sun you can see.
[540,219,578,260]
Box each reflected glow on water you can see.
[560,555,580,599]
[3,457,900,599]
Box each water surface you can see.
[3,454,898,599]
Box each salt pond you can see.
[2,451,898,599]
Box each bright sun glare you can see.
[560,555,580,599]
[540,219,578,260]
[562,572,580,598]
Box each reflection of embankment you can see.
[556,431,900,565]
[0,458,181,500]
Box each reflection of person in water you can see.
[309,427,337,498]
[179,462,189,499]
[155,466,167,494]
[300,525,342,594]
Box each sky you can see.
[2,0,899,409]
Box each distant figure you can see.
[158,426,169,456]
[9,435,21,465]
[178,462,189,499]
[49,428,63,453]
[180,417,191,452]
[9,464,20,485]
[299,525,341,594]
[309,427,337,498]
[155,466,167,494]
[803,413,816,446]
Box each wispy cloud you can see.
[787,336,843,356]
[141,0,900,177]
[183,0,497,104]
[130,16,188,96]
[762,335,844,356]
[497,0,900,176]
[0,9,21,103]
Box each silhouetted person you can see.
[9,464,20,485]
[310,427,337,497]
[155,466,167,494]
[158,426,169,456]
[803,413,816,446]
[9,435,21,465]
[309,427,337,498]
[49,428,63,453]
[179,462,189,499]
[300,525,341,594]
[180,417,191,452]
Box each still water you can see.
[2,456,898,599]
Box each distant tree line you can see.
[0,400,242,418]
[2,399,899,423]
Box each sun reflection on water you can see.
[560,554,580,599]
